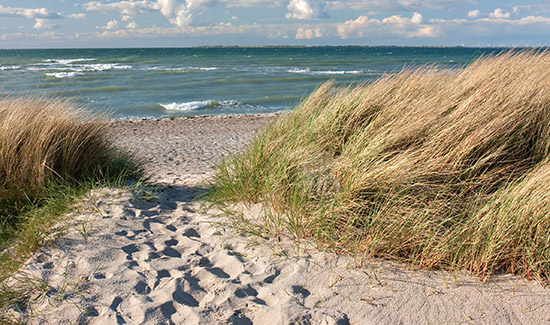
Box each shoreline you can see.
[8,114,550,324]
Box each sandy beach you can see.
[8,114,550,324]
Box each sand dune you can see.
[9,114,550,324]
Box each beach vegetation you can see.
[0,96,140,322]
[207,50,550,283]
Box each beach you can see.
[9,113,550,324]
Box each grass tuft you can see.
[207,50,550,282]
[0,96,140,321]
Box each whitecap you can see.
[78,63,133,71]
[43,58,97,65]
[160,100,239,111]
[160,100,217,111]
[288,68,363,75]
[0,65,20,71]
[46,72,82,78]
[311,70,363,75]
[287,68,311,73]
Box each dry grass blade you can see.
[207,50,550,282]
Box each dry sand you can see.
[9,114,550,324]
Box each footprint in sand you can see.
[134,280,151,295]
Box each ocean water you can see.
[0,47,508,120]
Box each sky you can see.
[0,1,550,48]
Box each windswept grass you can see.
[0,96,139,321]
[207,50,550,282]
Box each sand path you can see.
[9,114,550,324]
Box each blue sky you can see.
[0,0,549,48]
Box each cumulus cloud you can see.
[157,0,193,27]
[0,5,62,19]
[336,12,439,39]
[295,26,324,39]
[286,0,328,20]
[411,12,423,24]
[0,5,64,30]
[105,20,119,29]
[33,19,59,29]
[467,10,480,18]
[328,0,474,11]
[84,0,196,27]
[336,15,372,38]
[83,1,157,16]
[68,13,86,19]
[222,0,283,7]
[489,8,511,19]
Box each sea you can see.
[0,47,511,120]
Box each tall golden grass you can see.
[0,96,128,218]
[0,97,138,322]
[208,51,550,281]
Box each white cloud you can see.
[411,12,423,24]
[33,19,58,29]
[68,13,86,19]
[127,21,138,29]
[336,12,439,39]
[83,1,157,16]
[295,26,324,39]
[410,24,438,37]
[105,20,119,29]
[222,0,283,7]
[336,15,372,38]
[84,0,195,27]
[286,0,327,20]
[157,0,192,27]
[327,0,474,11]
[93,21,298,39]
[489,8,511,19]
[467,10,480,18]
[0,5,62,19]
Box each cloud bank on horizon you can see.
[0,0,549,48]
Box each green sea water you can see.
[0,47,510,120]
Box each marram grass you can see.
[0,96,135,218]
[0,96,139,322]
[207,51,550,282]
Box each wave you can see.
[78,63,133,71]
[287,68,364,75]
[31,62,132,73]
[160,100,238,111]
[43,58,97,65]
[46,72,82,78]
[142,66,218,72]
[0,65,21,71]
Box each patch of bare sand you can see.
[8,114,550,324]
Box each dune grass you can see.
[207,50,550,282]
[0,96,139,321]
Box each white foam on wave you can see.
[143,66,218,72]
[161,100,215,111]
[0,65,20,71]
[288,68,363,75]
[46,72,82,78]
[43,58,97,65]
[288,68,311,74]
[78,63,133,71]
[32,61,132,73]
[160,100,238,111]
